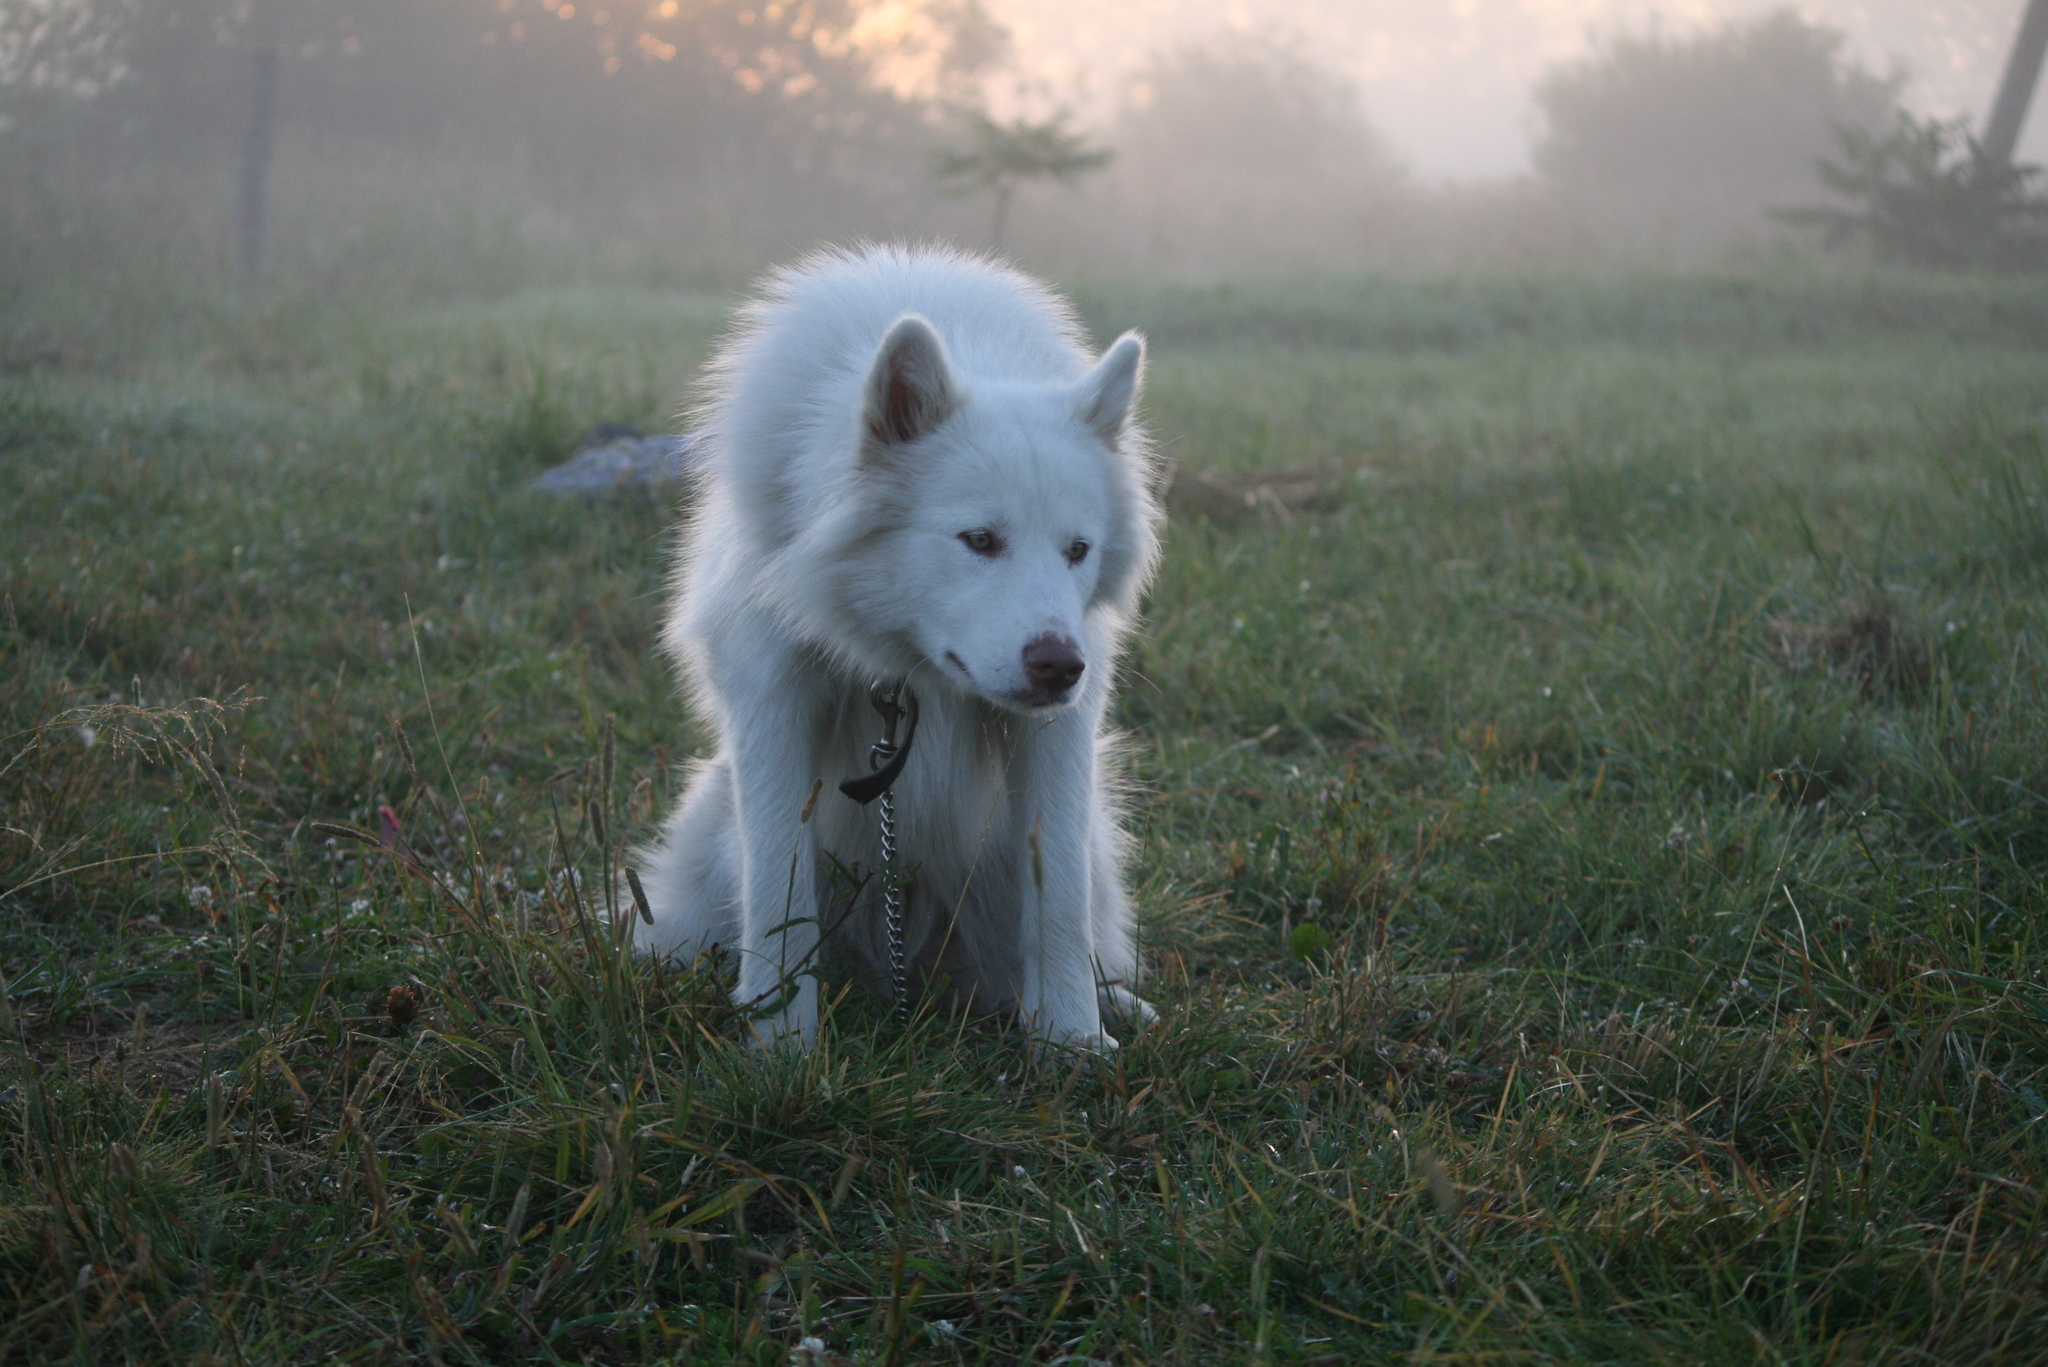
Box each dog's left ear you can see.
[1076,331,1145,446]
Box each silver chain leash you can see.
[848,679,917,1021]
[877,781,905,1019]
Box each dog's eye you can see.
[958,528,1001,556]
[1065,539,1090,565]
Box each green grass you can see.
[4,266,2048,1364]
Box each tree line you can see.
[1,0,2040,314]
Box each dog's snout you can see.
[1023,634,1086,696]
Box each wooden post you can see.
[238,44,278,281]
[1983,0,2048,169]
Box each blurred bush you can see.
[1784,113,2048,270]
[1531,7,1901,255]
[1105,31,1408,271]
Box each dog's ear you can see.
[1076,331,1145,446]
[861,314,959,456]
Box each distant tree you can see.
[4,0,1006,181]
[1533,8,1900,250]
[934,112,1110,248]
[0,0,1016,301]
[1110,31,1404,267]
[1783,113,2048,269]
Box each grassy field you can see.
[4,266,2048,1364]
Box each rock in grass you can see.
[531,427,706,496]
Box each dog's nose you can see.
[1023,634,1086,695]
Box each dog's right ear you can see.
[861,314,958,459]
[1076,331,1145,447]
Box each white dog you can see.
[633,244,1162,1050]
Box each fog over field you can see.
[2,0,2043,320]
[989,0,2047,178]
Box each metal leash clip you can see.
[839,680,917,806]
[840,681,918,1017]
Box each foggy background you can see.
[990,2,2048,180]
[1,0,2042,328]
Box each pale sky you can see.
[983,1,2047,179]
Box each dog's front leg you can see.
[1019,708,1115,1050]
[724,681,827,1048]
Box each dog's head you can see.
[846,313,1157,712]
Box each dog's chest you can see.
[812,698,1022,890]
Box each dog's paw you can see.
[737,978,821,1051]
[1098,984,1158,1029]
[1037,1024,1120,1056]
[744,1012,819,1052]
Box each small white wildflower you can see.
[1011,1165,1027,1180]
[187,885,215,911]
[77,725,98,749]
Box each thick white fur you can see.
[634,244,1163,1049]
